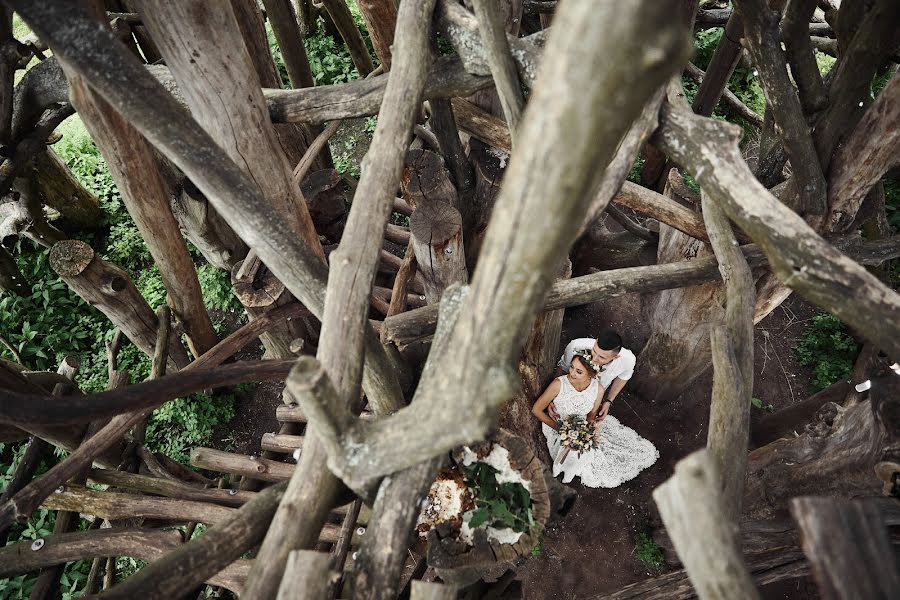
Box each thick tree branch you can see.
[653,450,762,600]
[11,0,405,409]
[782,0,827,113]
[653,102,900,362]
[825,73,900,232]
[470,0,526,140]
[733,0,827,215]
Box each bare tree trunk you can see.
[64,71,219,358]
[356,0,397,70]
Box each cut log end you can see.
[410,201,462,246]
[49,239,95,277]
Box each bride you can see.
[531,352,658,488]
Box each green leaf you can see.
[467,507,491,529]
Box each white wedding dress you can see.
[542,376,659,488]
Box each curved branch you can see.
[0,359,293,426]
[653,101,900,362]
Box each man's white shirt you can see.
[558,338,636,389]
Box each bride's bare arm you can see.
[532,379,562,430]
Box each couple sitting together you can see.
[532,330,658,488]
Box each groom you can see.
[551,329,636,422]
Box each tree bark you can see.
[653,450,761,600]
[261,0,316,89]
[356,0,397,70]
[321,0,375,78]
[64,72,219,358]
[691,12,744,118]
[409,200,468,304]
[49,240,190,370]
[28,148,103,228]
[791,497,900,600]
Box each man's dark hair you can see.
[596,330,623,352]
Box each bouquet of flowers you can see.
[556,414,600,463]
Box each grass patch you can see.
[634,532,666,573]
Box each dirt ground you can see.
[515,291,822,599]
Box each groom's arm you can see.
[606,377,628,403]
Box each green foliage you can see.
[530,534,544,556]
[333,151,361,178]
[0,240,107,372]
[685,27,765,137]
[145,387,244,463]
[794,313,857,391]
[815,51,836,77]
[364,116,378,134]
[682,173,701,194]
[751,397,775,412]
[634,532,665,572]
[462,462,533,534]
[627,157,645,184]
[197,263,242,312]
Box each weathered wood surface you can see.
[409,200,468,303]
[28,148,103,227]
[654,101,900,362]
[321,0,375,77]
[356,0,397,69]
[451,97,512,152]
[401,148,458,208]
[190,447,295,482]
[49,240,190,371]
[265,56,491,125]
[88,468,254,507]
[791,497,900,600]
[40,484,235,525]
[260,432,305,454]
[65,70,219,358]
[653,450,761,600]
[1,359,293,427]
[98,482,287,600]
[276,550,339,600]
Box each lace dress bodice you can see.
[553,376,599,418]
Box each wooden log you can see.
[0,528,184,580]
[356,0,397,70]
[743,398,896,520]
[275,403,308,423]
[653,450,761,600]
[321,0,375,77]
[49,240,190,371]
[691,12,744,118]
[702,187,755,521]
[28,148,103,228]
[330,498,362,596]
[1,359,294,427]
[450,98,512,152]
[40,484,235,525]
[88,468,254,507]
[265,56,491,125]
[82,482,287,599]
[276,550,339,600]
[261,0,315,89]
[655,101,900,363]
[411,581,458,600]
[261,432,305,454]
[409,200,468,304]
[791,497,900,600]
[684,62,762,127]
[64,45,220,358]
[190,448,295,482]
[825,74,900,233]
[0,436,48,504]
[401,149,458,209]
[384,223,411,245]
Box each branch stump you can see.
[49,240,189,371]
[409,200,468,304]
[401,149,458,209]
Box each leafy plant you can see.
[794,313,858,391]
[634,532,665,572]
[751,397,775,412]
[333,151,361,178]
[462,462,533,534]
